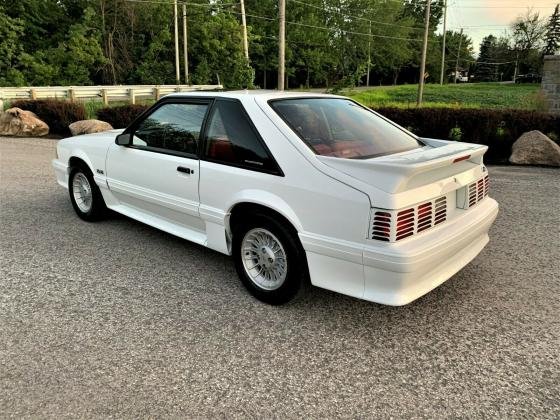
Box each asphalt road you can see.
[1,136,559,418]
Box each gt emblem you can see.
[96,169,104,175]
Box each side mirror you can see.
[115,133,131,146]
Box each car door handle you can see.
[177,166,194,174]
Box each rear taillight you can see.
[459,175,489,210]
[371,195,448,243]
[371,211,392,241]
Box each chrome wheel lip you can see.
[241,228,288,291]
[72,172,93,213]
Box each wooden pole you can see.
[174,0,180,84]
[417,0,431,106]
[278,0,286,90]
[439,0,447,85]
[240,0,249,62]
[366,21,371,87]
[182,3,189,84]
[102,89,108,105]
[454,28,463,84]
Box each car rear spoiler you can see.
[317,139,488,193]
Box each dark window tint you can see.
[270,98,421,159]
[133,102,208,154]
[204,100,277,172]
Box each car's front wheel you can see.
[232,214,307,305]
[68,165,106,221]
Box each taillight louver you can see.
[462,175,490,209]
[416,202,433,233]
[434,196,447,225]
[372,211,391,241]
[396,208,415,240]
[371,195,448,243]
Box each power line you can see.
[125,0,240,8]
[284,19,429,42]
[287,0,426,31]
[446,57,516,65]
[451,4,557,8]
[448,25,510,28]
[241,10,433,43]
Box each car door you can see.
[106,99,211,236]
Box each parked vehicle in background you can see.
[450,70,469,83]
[52,91,499,306]
[515,73,542,84]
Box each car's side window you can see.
[132,102,208,155]
[204,100,279,173]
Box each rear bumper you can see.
[302,197,499,305]
[363,197,498,305]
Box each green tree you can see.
[544,4,560,55]
[512,9,546,74]
[438,30,475,82]
[0,6,25,86]
[475,35,498,81]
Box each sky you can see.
[440,0,558,54]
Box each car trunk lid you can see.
[316,139,487,194]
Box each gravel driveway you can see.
[1,136,559,418]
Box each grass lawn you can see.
[345,83,543,110]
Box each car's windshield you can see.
[270,98,421,159]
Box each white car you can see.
[52,91,498,305]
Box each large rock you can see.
[69,119,113,136]
[509,130,560,167]
[0,107,49,137]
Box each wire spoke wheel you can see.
[72,172,93,213]
[241,228,288,291]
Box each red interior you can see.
[207,137,235,161]
[312,140,375,158]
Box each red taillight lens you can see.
[371,196,448,242]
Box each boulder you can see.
[69,119,113,136]
[0,107,49,137]
[509,130,560,167]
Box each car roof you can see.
[165,90,344,101]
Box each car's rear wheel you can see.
[232,213,307,305]
[69,165,106,221]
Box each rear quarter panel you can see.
[200,98,372,245]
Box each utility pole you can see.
[240,0,249,61]
[513,50,519,82]
[366,21,371,87]
[182,3,189,84]
[174,0,180,84]
[278,0,286,90]
[439,0,447,85]
[417,0,431,106]
[454,28,463,84]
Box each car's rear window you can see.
[270,98,421,159]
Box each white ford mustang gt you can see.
[52,91,498,305]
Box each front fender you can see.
[68,148,96,173]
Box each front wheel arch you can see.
[68,156,93,173]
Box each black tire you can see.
[232,212,308,305]
[68,164,107,222]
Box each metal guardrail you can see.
[0,84,223,107]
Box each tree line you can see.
[0,0,559,89]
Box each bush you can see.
[374,107,560,164]
[10,99,86,135]
[96,104,150,129]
